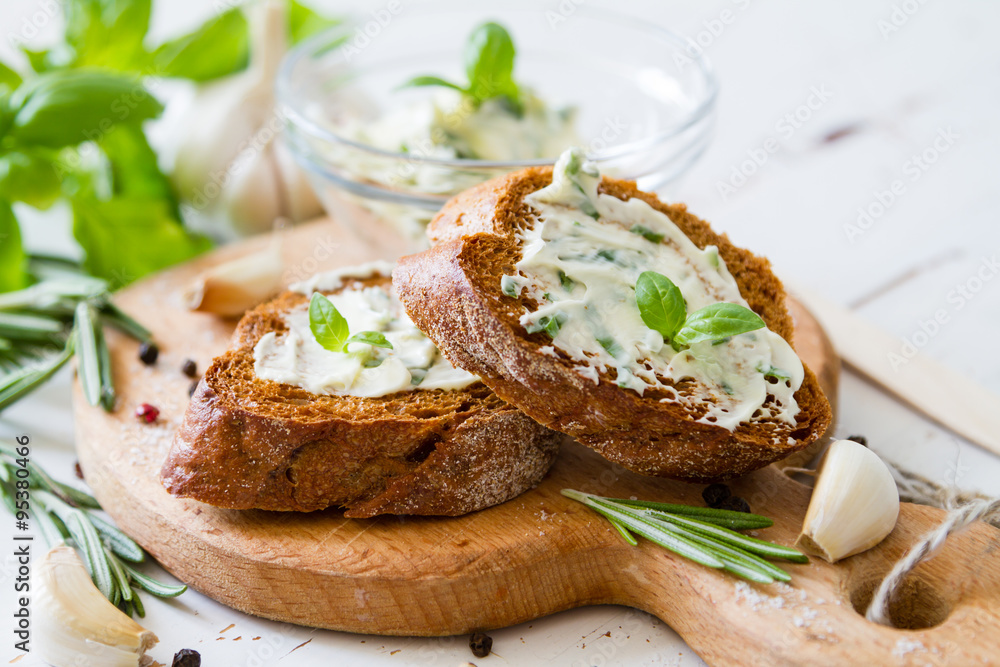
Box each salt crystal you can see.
[734,581,784,610]
[893,638,927,659]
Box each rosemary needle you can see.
[563,488,808,584]
[0,271,150,413]
[0,441,187,614]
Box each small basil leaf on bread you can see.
[309,293,394,354]
[345,331,393,351]
[309,293,349,352]
[673,302,765,348]
[635,271,686,344]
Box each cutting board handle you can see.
[608,470,1000,666]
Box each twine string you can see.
[864,462,1000,626]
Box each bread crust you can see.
[394,168,832,482]
[160,276,561,517]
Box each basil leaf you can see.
[99,125,178,217]
[20,48,58,74]
[630,224,664,244]
[0,151,62,210]
[345,331,393,350]
[400,75,467,93]
[464,22,520,110]
[0,61,21,90]
[0,201,28,292]
[308,293,349,353]
[635,271,686,342]
[71,196,211,287]
[673,303,765,348]
[65,0,152,71]
[152,8,249,82]
[10,70,163,148]
[289,0,342,44]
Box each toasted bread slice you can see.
[393,161,831,482]
[160,271,561,518]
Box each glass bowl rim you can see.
[276,2,719,168]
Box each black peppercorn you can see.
[702,483,731,508]
[172,648,201,667]
[181,359,198,378]
[138,341,159,365]
[846,434,868,447]
[721,496,751,513]
[469,632,493,658]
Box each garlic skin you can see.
[184,238,284,317]
[796,439,900,563]
[172,0,322,236]
[34,545,157,667]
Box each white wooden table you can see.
[2,1,998,665]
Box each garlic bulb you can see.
[184,237,284,316]
[796,439,900,563]
[172,0,322,236]
[35,545,158,667]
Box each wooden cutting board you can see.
[74,217,1000,666]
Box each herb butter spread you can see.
[349,90,579,164]
[502,149,804,432]
[252,268,478,397]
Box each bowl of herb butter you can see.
[277,1,717,245]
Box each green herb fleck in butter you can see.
[502,149,805,433]
[253,268,478,398]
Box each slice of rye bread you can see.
[393,167,833,482]
[160,274,562,518]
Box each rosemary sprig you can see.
[0,258,150,412]
[562,489,808,584]
[0,442,187,616]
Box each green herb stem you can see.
[562,489,807,584]
[1,441,186,614]
[606,496,774,529]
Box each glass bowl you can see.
[277,1,717,248]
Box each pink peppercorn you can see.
[136,403,159,423]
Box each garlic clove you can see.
[171,74,275,205]
[223,138,284,237]
[34,545,157,667]
[171,0,324,236]
[274,138,323,223]
[796,439,900,563]
[184,238,284,317]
